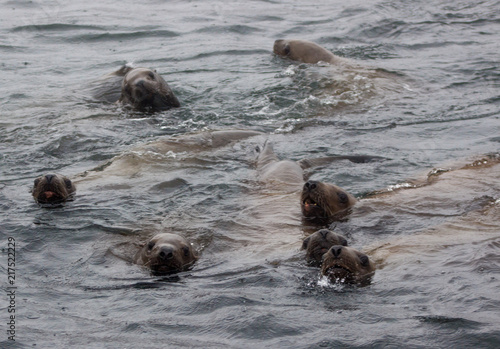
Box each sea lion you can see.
[302,228,348,266]
[32,174,76,205]
[273,39,350,65]
[134,233,197,275]
[301,180,357,220]
[255,140,304,187]
[75,129,264,184]
[255,141,362,221]
[119,67,180,111]
[321,245,375,285]
[90,65,134,103]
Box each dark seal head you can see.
[32,174,76,205]
[273,39,338,64]
[301,180,356,220]
[134,233,197,275]
[321,245,375,285]
[119,68,180,111]
[302,229,348,266]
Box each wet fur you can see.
[301,180,356,220]
[302,229,348,266]
[32,174,76,205]
[119,67,180,111]
[134,233,197,275]
[321,245,375,285]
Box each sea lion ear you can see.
[337,191,349,204]
[302,236,311,250]
[359,255,370,267]
[284,43,291,55]
[64,178,73,189]
[340,236,348,246]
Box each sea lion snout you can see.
[319,229,329,239]
[329,245,343,258]
[45,174,56,183]
[158,246,174,260]
[304,180,317,191]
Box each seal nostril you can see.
[45,174,55,183]
[319,229,329,239]
[331,246,343,257]
[159,247,174,260]
[305,181,317,190]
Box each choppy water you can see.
[1,0,499,348]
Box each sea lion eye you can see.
[284,44,291,55]
[34,178,40,186]
[359,255,369,266]
[147,241,155,250]
[182,246,190,257]
[148,71,155,79]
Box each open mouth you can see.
[38,191,64,203]
[324,264,352,278]
[303,197,319,209]
[151,265,177,275]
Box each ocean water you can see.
[0,0,499,348]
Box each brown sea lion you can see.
[32,174,76,205]
[119,67,180,111]
[134,233,197,275]
[301,180,356,220]
[273,39,350,65]
[302,229,348,266]
[321,245,375,285]
[255,141,362,221]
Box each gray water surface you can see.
[1,0,499,348]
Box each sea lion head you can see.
[135,233,197,275]
[120,68,180,111]
[32,174,76,205]
[301,180,356,220]
[321,245,375,285]
[273,39,336,64]
[302,229,348,266]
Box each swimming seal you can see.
[321,245,375,285]
[119,67,180,111]
[302,229,348,266]
[32,174,76,205]
[255,141,359,220]
[273,39,349,65]
[301,180,356,220]
[134,233,197,275]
